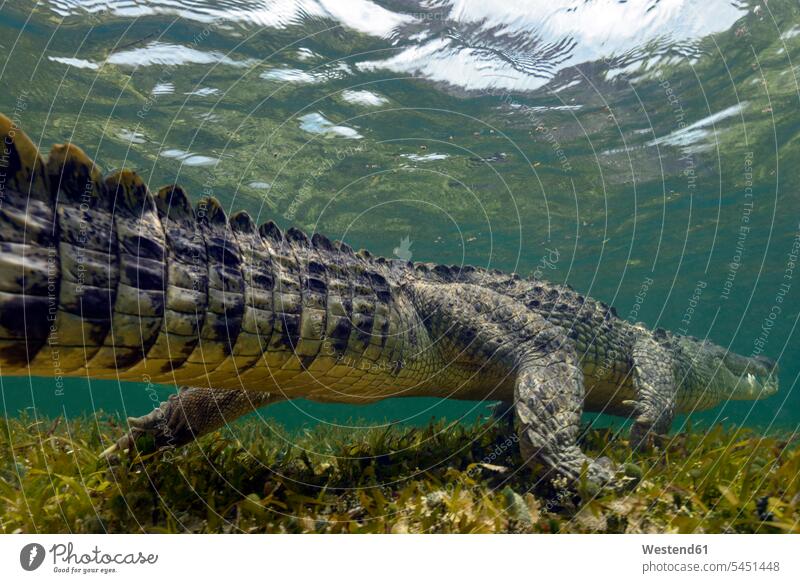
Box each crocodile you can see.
[0,113,779,488]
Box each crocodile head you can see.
[676,336,779,407]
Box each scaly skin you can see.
[0,114,779,489]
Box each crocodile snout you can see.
[754,355,778,374]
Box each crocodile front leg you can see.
[628,331,677,450]
[412,282,619,489]
[514,334,616,487]
[102,387,282,457]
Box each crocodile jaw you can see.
[675,336,779,408]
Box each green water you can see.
[0,0,797,432]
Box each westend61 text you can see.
[642,544,708,555]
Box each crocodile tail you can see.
[0,115,274,386]
[0,113,56,372]
[0,113,395,388]
[0,114,169,377]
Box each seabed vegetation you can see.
[1,414,798,534]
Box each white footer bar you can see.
[1,534,797,582]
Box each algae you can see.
[1,414,797,533]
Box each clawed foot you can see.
[541,447,634,493]
[100,390,195,459]
[630,420,663,451]
[623,400,670,451]
[583,456,641,494]
[582,456,620,491]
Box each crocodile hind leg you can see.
[514,332,616,487]
[102,387,282,457]
[627,331,677,450]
